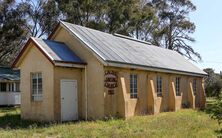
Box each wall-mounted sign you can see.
[104,71,118,92]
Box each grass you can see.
[0,106,220,138]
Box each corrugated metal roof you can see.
[32,38,84,64]
[0,67,20,81]
[61,21,206,76]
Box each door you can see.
[60,79,78,121]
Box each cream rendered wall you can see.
[19,43,54,121]
[104,66,205,118]
[51,27,105,119]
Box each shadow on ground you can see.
[0,107,56,129]
[0,113,55,129]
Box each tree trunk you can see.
[168,22,173,50]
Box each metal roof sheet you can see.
[0,67,20,81]
[32,38,84,64]
[61,21,206,76]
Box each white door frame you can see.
[60,79,78,121]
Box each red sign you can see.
[104,71,118,89]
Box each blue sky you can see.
[190,0,222,73]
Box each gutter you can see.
[106,60,207,77]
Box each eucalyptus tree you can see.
[0,0,26,66]
[149,0,200,61]
[17,0,60,38]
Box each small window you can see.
[193,79,197,96]
[156,76,162,97]
[175,77,181,96]
[31,73,43,101]
[130,74,137,99]
[0,83,6,92]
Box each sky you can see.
[190,0,222,73]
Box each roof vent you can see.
[113,33,152,45]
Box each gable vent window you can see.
[176,77,181,96]
[130,74,138,99]
[31,73,43,101]
[156,76,162,97]
[193,79,197,96]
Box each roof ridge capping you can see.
[113,33,152,45]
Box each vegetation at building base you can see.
[0,0,200,66]
[204,68,222,98]
[205,96,222,132]
[203,68,222,131]
[0,107,219,138]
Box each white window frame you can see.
[156,76,162,97]
[175,77,181,96]
[130,74,138,99]
[193,79,197,96]
[31,72,43,101]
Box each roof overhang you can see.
[0,79,20,82]
[54,61,86,68]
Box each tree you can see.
[17,0,60,38]
[57,0,199,62]
[56,0,156,36]
[149,0,200,61]
[103,0,156,38]
[204,68,222,97]
[0,0,26,66]
[56,0,107,31]
[0,0,201,65]
[128,2,157,40]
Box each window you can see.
[193,79,197,96]
[130,74,137,98]
[0,83,6,92]
[175,77,181,96]
[31,73,43,101]
[156,76,162,97]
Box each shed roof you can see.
[12,38,85,68]
[32,38,84,64]
[59,21,206,76]
[0,67,20,81]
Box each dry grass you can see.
[0,106,220,138]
